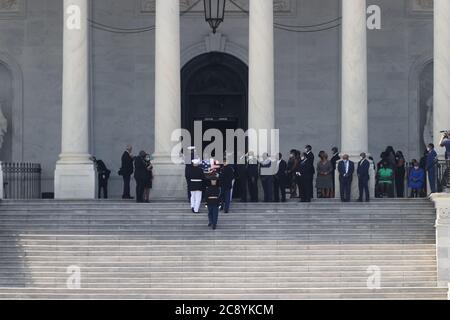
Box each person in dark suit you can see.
[426,143,438,194]
[119,145,134,199]
[219,157,235,213]
[338,154,355,202]
[274,153,287,202]
[134,151,148,203]
[246,152,259,202]
[357,153,370,202]
[93,157,111,199]
[304,145,315,200]
[295,152,313,202]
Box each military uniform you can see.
[206,182,221,230]
[186,163,204,213]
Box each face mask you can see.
[414,166,419,170]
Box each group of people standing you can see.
[119,145,154,203]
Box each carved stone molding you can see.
[138,0,296,17]
[407,0,433,17]
[0,0,26,19]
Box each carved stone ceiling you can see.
[139,0,296,16]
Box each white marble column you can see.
[151,0,185,198]
[341,0,368,156]
[54,0,95,199]
[337,0,374,199]
[434,0,450,158]
[248,0,275,156]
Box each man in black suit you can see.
[134,151,148,203]
[94,158,111,199]
[119,145,134,199]
[296,152,314,202]
[274,153,287,202]
[304,145,315,200]
[357,152,370,202]
[246,152,259,202]
[338,154,355,202]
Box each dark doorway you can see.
[181,52,248,158]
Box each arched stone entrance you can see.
[181,52,248,156]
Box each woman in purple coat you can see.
[408,160,425,198]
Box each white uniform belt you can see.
[208,196,219,199]
[191,179,202,182]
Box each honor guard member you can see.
[206,176,221,230]
[187,158,204,213]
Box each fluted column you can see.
[248,0,275,155]
[341,0,368,156]
[151,0,185,198]
[54,0,95,199]
[153,0,181,161]
[337,0,373,199]
[434,0,450,158]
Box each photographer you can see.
[92,157,111,199]
[439,131,450,160]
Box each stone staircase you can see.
[0,198,447,300]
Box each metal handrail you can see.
[1,163,42,199]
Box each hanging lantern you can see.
[204,0,226,34]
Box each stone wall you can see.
[0,0,436,197]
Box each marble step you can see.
[0,287,446,300]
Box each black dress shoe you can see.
[208,223,212,227]
[191,208,195,213]
[212,225,217,230]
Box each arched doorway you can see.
[181,52,248,156]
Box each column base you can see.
[151,156,186,199]
[54,162,96,199]
[430,193,450,287]
[334,155,376,201]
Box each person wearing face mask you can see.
[426,143,437,194]
[357,153,370,202]
[338,154,355,202]
[408,160,425,198]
